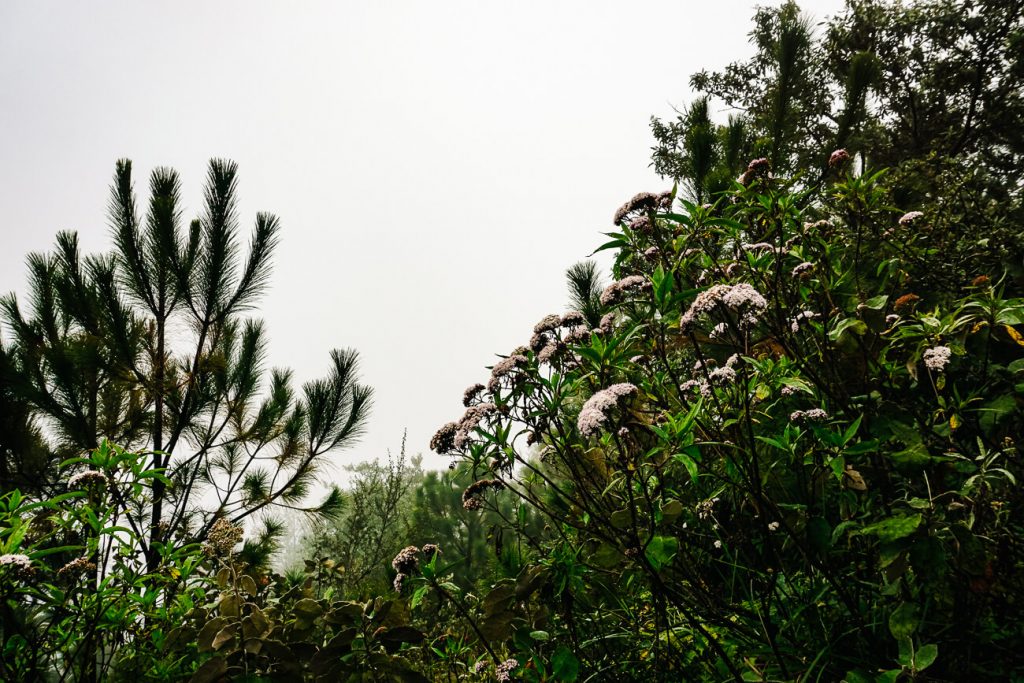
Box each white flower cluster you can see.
[741,241,778,253]
[577,383,638,437]
[487,354,529,392]
[68,470,107,489]
[0,553,32,577]
[696,497,720,520]
[682,355,742,397]
[496,658,519,682]
[454,403,497,450]
[600,275,650,307]
[923,345,952,372]
[789,310,820,333]
[532,314,562,334]
[462,383,485,407]
[899,211,924,226]
[790,408,829,423]
[791,262,815,279]
[612,190,672,225]
[680,283,768,332]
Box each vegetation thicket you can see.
[1,0,1022,681]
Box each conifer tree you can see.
[1,159,371,569]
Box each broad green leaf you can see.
[610,509,633,528]
[410,585,429,610]
[674,453,699,481]
[915,643,938,671]
[829,317,868,342]
[860,514,922,543]
[551,645,580,682]
[661,499,684,522]
[862,295,889,310]
[645,535,678,571]
[889,602,919,639]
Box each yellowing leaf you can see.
[950,414,961,431]
[1004,325,1024,346]
[971,321,988,334]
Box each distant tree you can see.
[1,159,372,570]
[405,462,526,589]
[305,435,418,596]
[651,1,829,192]
[652,0,1024,258]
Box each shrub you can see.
[0,442,207,681]
[429,159,1024,680]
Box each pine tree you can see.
[1,159,371,569]
[0,340,53,496]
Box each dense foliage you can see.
[1,0,1022,681]
[424,161,1024,680]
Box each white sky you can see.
[0,0,846,474]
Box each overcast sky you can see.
[0,0,846,474]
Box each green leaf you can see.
[591,543,622,568]
[950,523,987,575]
[379,626,424,644]
[889,444,936,472]
[829,317,868,342]
[909,536,946,581]
[589,238,628,256]
[841,415,863,445]
[530,630,550,641]
[915,643,938,671]
[211,624,237,651]
[897,637,914,667]
[841,670,872,683]
[889,602,919,639]
[410,585,429,610]
[661,500,684,522]
[862,295,889,310]
[673,453,699,482]
[197,617,227,652]
[239,575,258,595]
[551,645,580,682]
[29,545,84,559]
[610,509,633,528]
[844,439,879,455]
[861,514,922,543]
[645,535,678,571]
[219,593,240,618]
[976,393,1017,435]
[292,598,323,620]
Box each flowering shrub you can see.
[430,158,1024,680]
